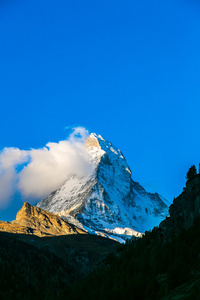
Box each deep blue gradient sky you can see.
[1,0,200,220]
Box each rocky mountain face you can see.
[37,133,169,242]
[160,174,200,240]
[0,202,86,236]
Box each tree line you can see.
[186,164,200,181]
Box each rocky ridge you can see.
[0,202,86,236]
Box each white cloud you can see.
[0,169,16,208]
[0,147,29,208]
[69,126,89,143]
[0,127,93,207]
[0,147,28,170]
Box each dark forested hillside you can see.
[1,173,200,300]
[63,218,200,300]
[62,174,200,300]
[0,232,119,300]
[0,232,74,300]
[1,216,200,300]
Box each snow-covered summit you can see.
[36,133,169,242]
[86,133,131,170]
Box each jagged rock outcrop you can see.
[37,133,169,242]
[0,202,86,236]
[160,174,200,240]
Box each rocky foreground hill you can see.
[0,202,86,236]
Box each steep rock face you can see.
[0,202,86,236]
[160,174,200,240]
[37,133,169,241]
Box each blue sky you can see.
[1,0,200,220]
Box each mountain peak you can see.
[86,133,101,150]
[37,134,169,242]
[86,133,130,171]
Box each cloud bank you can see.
[0,127,93,208]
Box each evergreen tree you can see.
[186,165,197,181]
